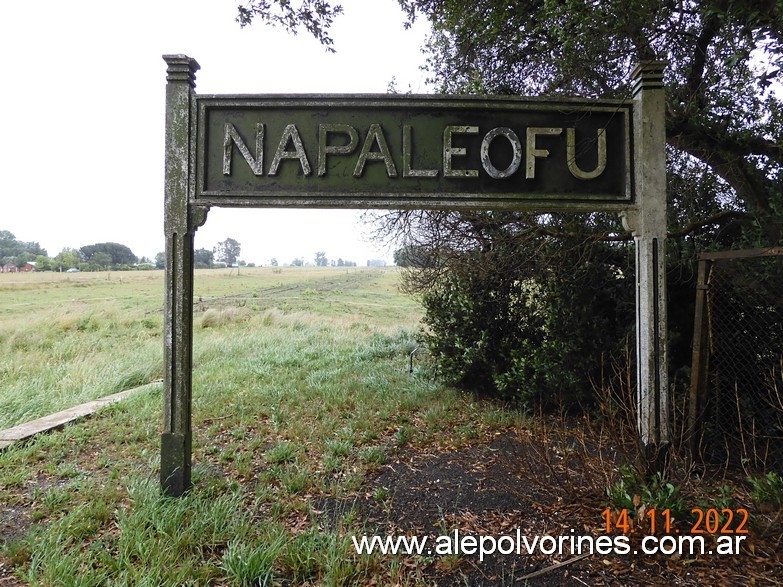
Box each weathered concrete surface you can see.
[0,382,160,450]
[628,61,670,454]
[161,54,201,497]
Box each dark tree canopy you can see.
[314,251,329,266]
[79,243,137,266]
[396,0,783,244]
[394,244,437,268]
[194,248,215,269]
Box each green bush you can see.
[419,235,634,410]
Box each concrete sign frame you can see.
[162,55,668,496]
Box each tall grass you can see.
[0,266,420,430]
[0,303,164,429]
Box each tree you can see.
[366,1,782,405]
[396,0,782,245]
[394,244,437,268]
[214,238,241,266]
[80,243,137,266]
[0,230,16,259]
[154,252,166,270]
[234,1,782,243]
[0,230,47,261]
[194,248,214,269]
[55,247,83,271]
[34,255,52,271]
[371,209,638,407]
[314,251,328,266]
[90,252,112,270]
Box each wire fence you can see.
[688,247,783,473]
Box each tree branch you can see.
[667,114,779,233]
[680,8,722,109]
[667,209,747,238]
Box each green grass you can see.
[0,266,420,429]
[0,266,519,585]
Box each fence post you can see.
[623,61,670,472]
[687,257,712,459]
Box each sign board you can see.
[162,55,669,497]
[195,96,633,210]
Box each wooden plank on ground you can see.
[0,382,161,450]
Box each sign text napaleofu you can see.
[195,96,633,209]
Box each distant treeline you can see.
[0,229,151,272]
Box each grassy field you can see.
[0,267,522,585]
[1,267,780,585]
[0,267,419,430]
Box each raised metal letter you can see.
[525,127,562,179]
[353,124,397,178]
[481,127,522,179]
[318,124,359,176]
[566,127,607,180]
[269,124,311,176]
[402,125,438,178]
[443,125,479,178]
[223,123,264,176]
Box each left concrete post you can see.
[161,55,201,496]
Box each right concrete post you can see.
[624,61,670,470]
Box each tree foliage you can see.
[194,248,215,269]
[394,244,437,268]
[214,238,241,266]
[79,243,138,267]
[90,252,113,269]
[54,248,83,270]
[236,0,344,51]
[370,1,781,406]
[398,0,783,243]
[372,209,638,407]
[0,231,151,272]
[233,1,782,242]
[314,251,329,266]
[0,230,47,263]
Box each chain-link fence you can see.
[688,247,783,473]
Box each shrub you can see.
[419,236,634,410]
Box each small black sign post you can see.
[161,55,668,496]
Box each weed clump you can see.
[201,307,244,328]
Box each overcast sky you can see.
[0,0,431,265]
